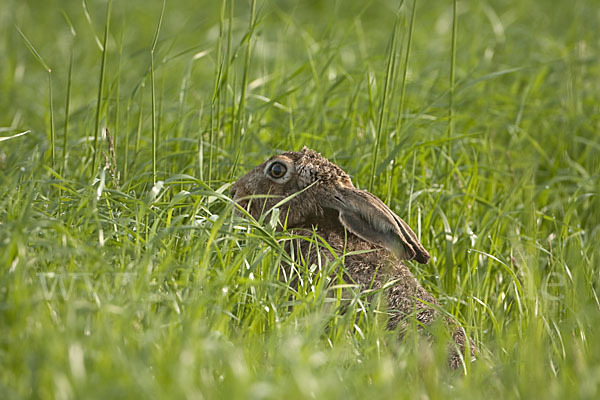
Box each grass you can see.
[1,0,599,398]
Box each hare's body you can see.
[231,147,472,369]
[289,228,438,330]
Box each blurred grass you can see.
[1,0,599,398]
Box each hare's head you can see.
[231,147,429,264]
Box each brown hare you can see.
[231,147,474,369]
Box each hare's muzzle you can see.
[230,181,250,212]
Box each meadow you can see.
[1,0,599,398]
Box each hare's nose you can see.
[230,183,243,201]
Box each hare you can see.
[230,147,474,369]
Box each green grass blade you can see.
[150,0,166,185]
[91,0,112,175]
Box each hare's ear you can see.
[326,188,430,264]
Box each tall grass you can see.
[15,26,56,169]
[1,0,599,399]
[90,0,111,175]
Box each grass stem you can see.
[150,0,166,185]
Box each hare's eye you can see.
[268,162,287,179]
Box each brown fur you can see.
[231,147,474,369]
